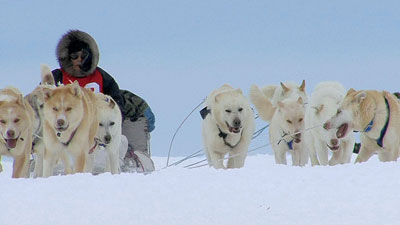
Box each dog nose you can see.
[295,132,301,139]
[7,130,15,137]
[104,135,112,144]
[57,119,65,127]
[331,139,338,146]
[233,118,241,127]
[323,122,331,130]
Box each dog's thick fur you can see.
[93,92,122,174]
[269,97,308,166]
[202,84,255,169]
[25,65,56,177]
[0,87,35,178]
[41,81,98,177]
[325,89,400,163]
[305,82,355,166]
[250,80,307,122]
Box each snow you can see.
[1,154,400,225]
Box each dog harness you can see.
[363,96,390,148]
[218,127,242,149]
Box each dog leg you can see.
[274,147,287,165]
[355,143,375,163]
[377,148,397,162]
[12,153,30,178]
[227,152,246,168]
[108,150,119,174]
[43,150,57,177]
[315,140,329,166]
[208,151,225,169]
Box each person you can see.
[51,29,155,172]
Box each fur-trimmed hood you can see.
[56,30,99,77]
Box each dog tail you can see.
[40,64,55,86]
[249,85,275,122]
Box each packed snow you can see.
[1,153,400,225]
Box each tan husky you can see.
[42,81,99,177]
[324,89,400,163]
[0,87,35,178]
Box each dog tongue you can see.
[6,139,17,149]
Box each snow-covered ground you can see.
[1,153,399,225]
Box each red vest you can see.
[61,69,104,93]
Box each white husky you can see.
[269,97,308,166]
[250,80,307,122]
[92,93,125,174]
[305,82,355,166]
[202,84,255,169]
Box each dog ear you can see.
[280,82,290,93]
[313,104,324,115]
[346,88,356,96]
[41,64,55,85]
[299,80,306,92]
[234,88,243,95]
[108,97,116,109]
[354,91,367,103]
[41,87,53,101]
[297,97,303,104]
[70,81,82,97]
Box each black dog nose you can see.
[7,130,15,137]
[57,119,65,127]
[331,139,338,146]
[233,118,241,127]
[104,135,112,144]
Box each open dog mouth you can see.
[55,126,69,132]
[226,122,241,134]
[327,144,340,151]
[5,138,18,149]
[336,123,348,139]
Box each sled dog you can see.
[250,80,307,122]
[305,81,355,166]
[0,87,35,178]
[92,93,123,174]
[25,64,56,177]
[41,81,99,177]
[202,84,255,169]
[269,97,308,166]
[324,89,400,163]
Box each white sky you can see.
[1,1,399,156]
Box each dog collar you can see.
[217,126,242,149]
[363,120,374,132]
[58,129,77,146]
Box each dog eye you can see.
[298,118,303,122]
[286,120,292,124]
[14,118,20,123]
[53,107,58,112]
[110,122,115,126]
[66,107,72,112]
[238,107,243,112]
[99,123,103,127]
[225,109,232,113]
[337,109,342,115]
[39,104,44,109]
[0,120,6,124]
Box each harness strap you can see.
[59,129,77,146]
[287,140,293,150]
[200,107,211,120]
[363,97,390,148]
[217,126,242,149]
